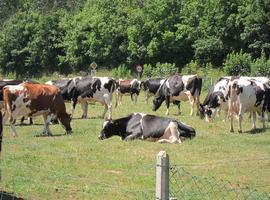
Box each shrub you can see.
[142,64,153,78]
[151,62,178,78]
[251,52,270,77]
[193,37,224,66]
[223,50,252,76]
[181,60,198,74]
[112,64,131,79]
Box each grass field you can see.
[0,86,270,199]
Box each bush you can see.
[193,37,224,67]
[223,50,252,76]
[141,64,153,78]
[181,60,198,74]
[112,64,131,79]
[151,62,178,78]
[251,52,270,77]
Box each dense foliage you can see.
[1,0,270,78]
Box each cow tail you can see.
[195,78,202,103]
[0,111,2,152]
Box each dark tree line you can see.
[0,0,270,78]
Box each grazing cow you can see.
[99,113,196,143]
[2,83,72,137]
[199,77,231,121]
[115,79,141,107]
[47,76,116,119]
[0,79,38,125]
[153,75,202,116]
[142,78,165,104]
[142,78,181,114]
[226,78,270,133]
[199,76,270,122]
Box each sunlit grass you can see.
[0,90,270,199]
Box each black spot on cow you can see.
[11,104,16,111]
[104,79,116,93]
[92,79,102,94]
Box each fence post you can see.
[156,151,169,200]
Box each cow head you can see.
[153,95,165,111]
[178,121,196,139]
[153,83,168,111]
[199,105,214,122]
[58,113,72,134]
[99,120,121,140]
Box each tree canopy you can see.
[0,0,270,78]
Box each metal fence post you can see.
[156,151,169,200]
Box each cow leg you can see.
[29,117,33,125]
[189,97,195,116]
[20,116,25,125]
[124,133,140,141]
[115,91,119,108]
[145,91,149,104]
[2,111,10,126]
[238,114,243,133]
[42,113,53,136]
[176,101,181,115]
[165,96,170,115]
[10,118,17,137]
[133,94,138,104]
[80,101,88,119]
[251,112,257,131]
[101,94,112,119]
[229,114,234,132]
[260,112,266,129]
[158,122,181,144]
[71,98,78,118]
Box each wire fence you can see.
[169,159,270,200]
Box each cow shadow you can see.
[19,123,44,126]
[0,191,24,200]
[244,127,270,134]
[34,133,69,138]
[71,116,103,120]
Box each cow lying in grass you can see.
[99,113,196,144]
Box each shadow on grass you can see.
[0,191,24,200]
[19,123,44,126]
[71,116,103,120]
[34,133,69,138]
[244,127,270,134]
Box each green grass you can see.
[1,91,270,199]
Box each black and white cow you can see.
[115,79,141,107]
[226,77,270,132]
[142,78,166,104]
[199,76,270,122]
[99,113,196,143]
[142,78,181,114]
[153,75,202,116]
[199,77,231,121]
[47,76,116,119]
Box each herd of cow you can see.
[0,74,270,151]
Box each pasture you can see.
[0,82,270,199]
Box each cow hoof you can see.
[238,130,242,133]
[230,129,234,133]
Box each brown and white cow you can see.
[226,77,270,133]
[2,83,72,137]
[115,79,141,107]
[153,75,202,116]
